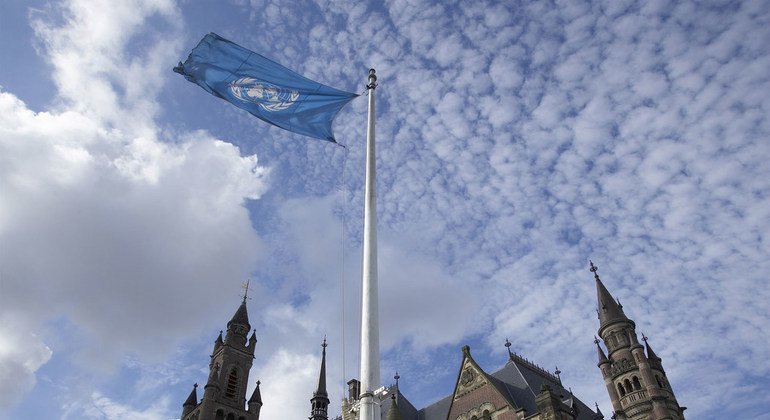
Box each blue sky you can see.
[1,0,769,419]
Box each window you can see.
[624,379,632,394]
[617,382,626,397]
[225,368,239,399]
[632,376,642,390]
[483,409,491,420]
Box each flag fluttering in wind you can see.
[174,33,357,142]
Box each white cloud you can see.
[0,315,52,408]
[0,0,270,413]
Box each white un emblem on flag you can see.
[229,77,299,112]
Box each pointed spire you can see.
[642,333,660,360]
[314,337,328,397]
[249,380,262,405]
[183,383,198,407]
[595,336,609,366]
[228,300,250,329]
[595,402,604,418]
[386,393,403,420]
[590,261,629,328]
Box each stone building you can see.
[180,297,262,420]
[180,262,685,420]
[341,263,685,420]
[178,295,332,420]
[591,262,685,419]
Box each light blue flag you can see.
[174,33,358,142]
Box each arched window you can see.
[482,409,491,420]
[225,368,239,399]
[215,409,224,420]
[226,413,235,420]
[624,379,632,394]
[617,382,626,396]
[632,376,642,390]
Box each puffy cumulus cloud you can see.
[61,392,170,420]
[30,0,181,137]
[0,80,268,387]
[257,349,319,420]
[0,0,270,414]
[0,315,52,408]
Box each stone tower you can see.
[591,261,685,420]
[310,338,330,420]
[181,296,262,420]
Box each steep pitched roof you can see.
[415,348,599,420]
[183,383,198,407]
[228,301,251,329]
[591,262,630,330]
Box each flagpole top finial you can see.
[367,69,377,89]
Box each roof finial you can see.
[641,332,648,343]
[505,338,513,358]
[554,366,562,383]
[241,279,252,303]
[322,335,328,349]
[594,335,600,345]
[589,260,600,281]
[394,372,400,388]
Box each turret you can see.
[590,261,685,420]
[181,383,198,419]
[248,380,263,418]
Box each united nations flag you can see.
[174,33,357,142]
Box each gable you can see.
[446,347,516,420]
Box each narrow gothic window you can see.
[633,376,642,390]
[617,382,626,397]
[483,409,491,420]
[215,410,224,420]
[225,368,239,399]
[624,379,632,394]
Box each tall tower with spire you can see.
[590,262,685,420]
[310,338,330,420]
[181,283,262,420]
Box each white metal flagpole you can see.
[358,68,381,420]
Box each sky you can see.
[0,0,769,419]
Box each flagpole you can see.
[359,68,381,420]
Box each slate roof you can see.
[386,354,600,420]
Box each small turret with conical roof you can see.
[248,380,263,417]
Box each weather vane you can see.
[241,279,252,303]
[589,260,601,281]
